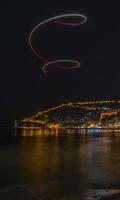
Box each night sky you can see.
[0,1,120,126]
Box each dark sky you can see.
[0,0,120,125]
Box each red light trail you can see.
[29,14,87,73]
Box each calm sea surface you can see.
[0,128,120,199]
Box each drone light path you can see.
[42,59,80,73]
[29,14,87,73]
[54,14,87,26]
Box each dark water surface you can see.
[0,128,120,199]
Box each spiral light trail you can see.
[29,14,87,73]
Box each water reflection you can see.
[21,128,59,136]
[18,128,120,137]
[0,129,120,199]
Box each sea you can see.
[0,128,120,200]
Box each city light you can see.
[21,100,120,130]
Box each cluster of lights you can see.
[22,100,120,124]
[100,109,120,121]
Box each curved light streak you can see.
[29,14,87,73]
[42,59,80,73]
[54,14,87,26]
